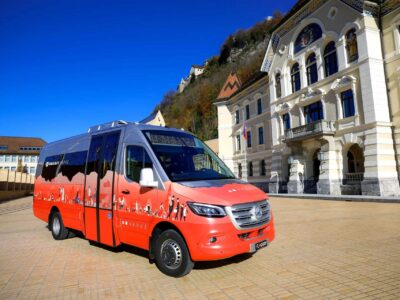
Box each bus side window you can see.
[126,146,153,183]
[58,151,87,181]
[42,154,63,181]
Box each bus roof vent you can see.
[87,120,129,133]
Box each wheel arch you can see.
[148,221,190,259]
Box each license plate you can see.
[254,240,268,251]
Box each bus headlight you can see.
[187,202,226,218]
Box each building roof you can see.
[139,111,158,124]
[271,0,390,35]
[191,64,205,69]
[217,72,242,100]
[216,72,268,104]
[0,136,46,155]
[270,0,311,34]
[231,72,268,98]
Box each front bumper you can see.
[182,216,275,261]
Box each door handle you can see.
[122,190,130,195]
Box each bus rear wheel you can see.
[154,229,194,277]
[50,212,70,240]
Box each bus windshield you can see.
[143,130,235,182]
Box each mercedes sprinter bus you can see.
[33,120,275,277]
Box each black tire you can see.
[154,229,194,277]
[50,212,70,240]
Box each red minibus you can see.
[33,121,275,277]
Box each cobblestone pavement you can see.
[0,196,399,299]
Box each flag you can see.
[243,122,248,140]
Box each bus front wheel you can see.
[154,229,194,277]
[50,212,70,240]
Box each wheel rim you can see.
[52,216,60,236]
[160,239,182,270]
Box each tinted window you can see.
[144,130,234,182]
[101,133,120,178]
[42,154,63,181]
[58,151,87,181]
[126,146,153,182]
[86,132,120,178]
[86,135,103,176]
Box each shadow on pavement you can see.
[194,253,253,270]
[49,226,254,269]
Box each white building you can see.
[216,72,271,191]
[217,0,400,197]
[177,64,206,93]
[0,137,46,175]
[189,64,205,77]
[140,110,166,127]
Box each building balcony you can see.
[283,120,335,142]
[342,172,364,185]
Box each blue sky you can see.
[0,0,296,142]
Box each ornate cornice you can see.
[261,0,399,73]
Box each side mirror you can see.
[139,168,158,188]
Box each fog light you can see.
[209,236,217,243]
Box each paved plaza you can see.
[0,196,399,299]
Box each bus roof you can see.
[40,121,191,158]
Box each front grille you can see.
[226,200,270,230]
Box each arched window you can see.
[346,29,358,63]
[275,73,282,98]
[291,63,301,93]
[306,53,318,85]
[324,41,338,77]
[294,23,323,54]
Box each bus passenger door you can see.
[84,131,120,246]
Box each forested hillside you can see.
[153,12,283,140]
